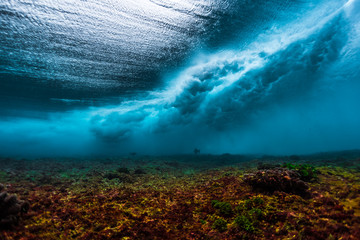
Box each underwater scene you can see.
[1,0,360,239]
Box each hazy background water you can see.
[0,0,359,156]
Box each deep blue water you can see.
[0,0,359,156]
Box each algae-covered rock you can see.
[244,168,311,198]
[0,184,30,229]
[282,163,318,181]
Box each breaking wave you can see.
[90,0,359,148]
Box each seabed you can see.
[1,151,360,239]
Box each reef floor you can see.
[1,150,360,239]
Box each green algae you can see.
[283,163,318,181]
[212,218,228,232]
[234,215,255,232]
[211,200,233,216]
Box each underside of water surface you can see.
[1,0,360,239]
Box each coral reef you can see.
[0,184,29,229]
[0,152,359,239]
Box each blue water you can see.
[0,0,359,156]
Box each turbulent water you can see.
[0,0,359,156]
